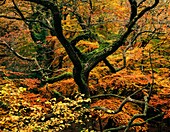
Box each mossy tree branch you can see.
[45,72,73,83]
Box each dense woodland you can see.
[0,0,170,131]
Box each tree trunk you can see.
[73,67,90,98]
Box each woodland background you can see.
[0,0,170,131]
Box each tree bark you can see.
[73,67,90,98]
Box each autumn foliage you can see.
[0,0,170,131]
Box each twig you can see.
[103,112,164,132]
[148,50,154,98]
[90,94,125,100]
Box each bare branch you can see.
[138,0,147,7]
[135,0,159,23]
[148,50,154,98]
[93,96,132,114]
[90,94,125,100]
[0,0,6,6]
[126,0,159,30]
[45,72,73,83]
[12,0,26,22]
[70,32,93,46]
[125,96,148,131]
[0,15,54,30]
[94,82,162,132]
[103,112,164,132]
[97,84,163,132]
[0,41,34,61]
[0,15,24,20]
[131,30,156,45]
[92,83,150,116]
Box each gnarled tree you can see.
[0,0,161,98]
[1,0,169,131]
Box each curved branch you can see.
[103,113,164,132]
[138,0,146,7]
[0,0,6,6]
[70,32,95,58]
[90,94,125,100]
[70,32,93,46]
[133,0,159,25]
[125,96,148,131]
[93,96,132,114]
[0,41,34,61]
[92,83,151,114]
[45,72,73,83]
[93,83,163,131]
